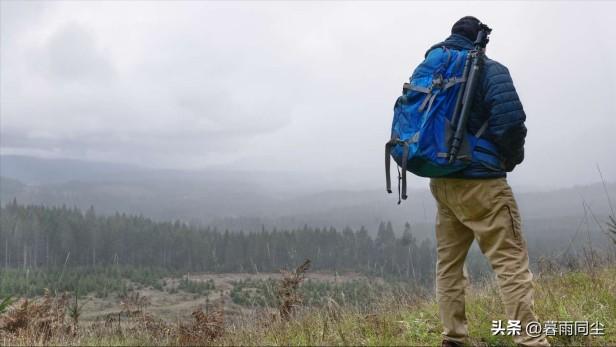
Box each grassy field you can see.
[1,266,615,346]
[0,267,616,346]
[205,267,615,346]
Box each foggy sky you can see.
[1,1,615,190]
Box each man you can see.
[428,17,549,347]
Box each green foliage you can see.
[230,278,278,307]
[0,266,169,298]
[177,277,215,295]
[0,295,14,314]
[67,294,88,326]
[607,215,616,244]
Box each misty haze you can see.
[0,1,615,346]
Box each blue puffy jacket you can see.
[424,34,527,178]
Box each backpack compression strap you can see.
[385,139,409,204]
[385,140,395,194]
[404,76,466,114]
[386,78,466,203]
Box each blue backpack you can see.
[385,47,502,202]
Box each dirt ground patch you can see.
[78,271,372,323]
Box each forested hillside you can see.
[0,202,436,282]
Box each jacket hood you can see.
[425,34,475,57]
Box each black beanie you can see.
[451,16,482,42]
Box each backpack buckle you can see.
[432,74,444,89]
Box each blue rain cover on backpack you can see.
[388,47,500,179]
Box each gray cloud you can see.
[41,22,114,82]
[1,1,615,189]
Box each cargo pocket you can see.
[505,205,521,242]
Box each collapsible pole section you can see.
[450,53,472,131]
[448,26,491,163]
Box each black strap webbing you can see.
[397,166,402,204]
[386,139,409,204]
[385,139,396,194]
[400,142,409,202]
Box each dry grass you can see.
[1,265,615,346]
[0,289,71,344]
[277,259,310,320]
[177,297,225,345]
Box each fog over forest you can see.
[1,2,615,257]
[2,1,615,193]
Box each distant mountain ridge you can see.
[1,155,614,237]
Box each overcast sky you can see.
[1,1,615,190]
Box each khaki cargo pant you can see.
[429,177,549,347]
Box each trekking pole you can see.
[449,53,472,131]
[448,24,492,163]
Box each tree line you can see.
[0,201,436,284]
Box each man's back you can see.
[421,33,527,178]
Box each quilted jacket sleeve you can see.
[482,60,527,171]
